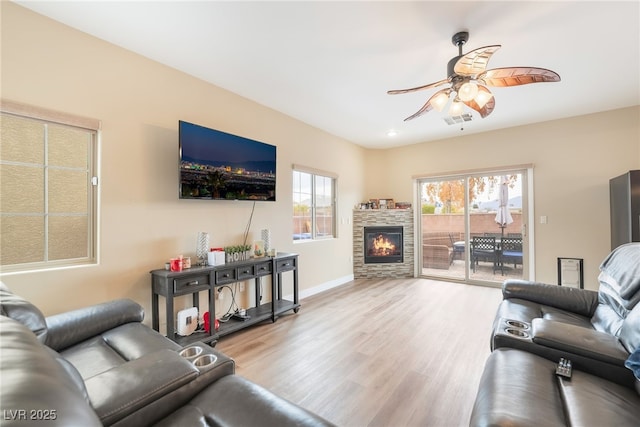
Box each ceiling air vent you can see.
[444,114,473,125]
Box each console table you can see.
[150,252,299,346]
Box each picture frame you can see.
[394,202,412,210]
[557,257,584,289]
[379,198,395,209]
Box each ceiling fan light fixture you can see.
[448,100,464,117]
[457,81,479,102]
[387,31,560,123]
[474,87,494,108]
[430,91,450,112]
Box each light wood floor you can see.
[216,278,503,427]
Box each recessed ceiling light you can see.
[387,130,398,137]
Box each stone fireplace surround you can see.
[353,209,414,278]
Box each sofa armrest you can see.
[502,280,599,317]
[45,299,144,351]
[103,345,236,427]
[531,318,629,365]
[155,375,337,427]
[84,349,199,426]
[469,349,567,427]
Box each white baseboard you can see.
[283,274,354,301]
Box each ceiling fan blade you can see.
[387,78,449,95]
[462,86,495,118]
[454,45,501,76]
[403,98,434,121]
[478,67,561,87]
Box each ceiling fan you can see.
[388,31,561,122]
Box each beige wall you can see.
[1,1,639,324]
[364,107,640,288]
[1,3,364,321]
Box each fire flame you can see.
[372,234,396,255]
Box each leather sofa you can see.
[470,347,640,426]
[0,283,334,427]
[492,243,640,386]
[470,242,640,426]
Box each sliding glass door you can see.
[419,168,529,285]
[420,177,467,280]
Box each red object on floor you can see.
[203,312,219,333]
[203,311,210,333]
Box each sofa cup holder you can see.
[505,319,530,330]
[504,327,529,338]
[192,354,217,369]
[179,346,204,359]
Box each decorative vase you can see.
[254,240,265,257]
[261,229,271,252]
[196,232,209,266]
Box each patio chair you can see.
[449,233,465,263]
[472,236,500,274]
[500,237,523,270]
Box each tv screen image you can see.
[179,120,276,201]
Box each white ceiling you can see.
[15,1,640,149]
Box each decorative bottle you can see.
[196,232,210,266]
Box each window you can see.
[292,167,336,241]
[0,101,99,272]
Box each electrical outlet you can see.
[239,282,245,292]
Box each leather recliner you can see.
[470,347,640,427]
[470,243,640,426]
[0,283,335,427]
[491,242,640,386]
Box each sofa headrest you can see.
[599,243,640,301]
[0,282,48,344]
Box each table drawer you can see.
[236,265,255,281]
[215,268,237,284]
[254,261,272,276]
[173,274,210,293]
[275,258,296,272]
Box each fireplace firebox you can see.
[364,226,403,264]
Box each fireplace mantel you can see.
[353,209,414,278]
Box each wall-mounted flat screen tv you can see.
[179,120,276,201]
